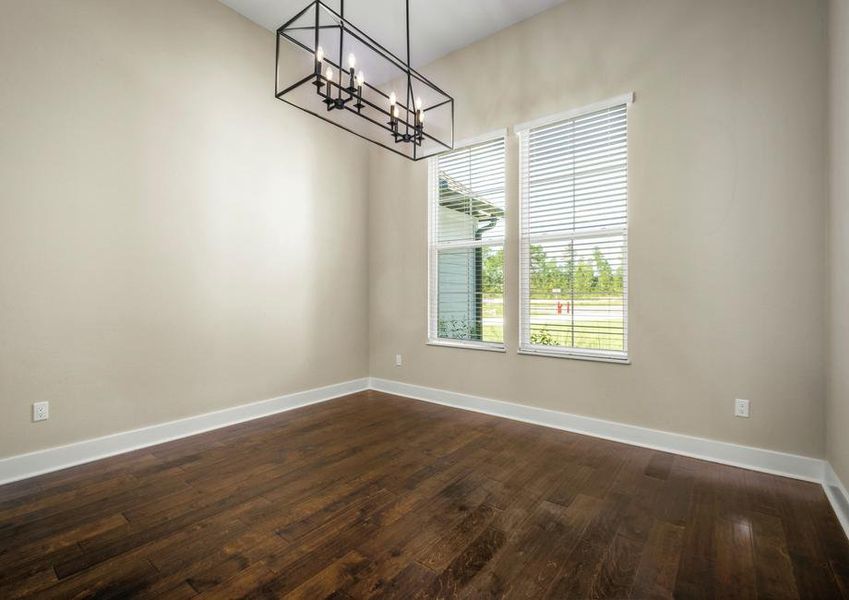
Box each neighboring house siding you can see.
[437,207,479,338]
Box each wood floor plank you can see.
[285,550,371,600]
[3,568,58,600]
[672,464,721,600]
[750,510,801,599]
[0,390,846,599]
[417,502,500,572]
[589,531,646,598]
[256,497,398,597]
[544,493,635,599]
[193,561,279,600]
[645,452,675,480]
[713,515,757,599]
[344,475,493,598]
[422,524,507,599]
[627,519,685,599]
[467,495,602,599]
[370,562,437,600]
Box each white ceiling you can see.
[220,0,565,69]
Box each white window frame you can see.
[516,94,633,364]
[427,130,508,352]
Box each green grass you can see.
[469,293,627,349]
[482,325,503,343]
[482,319,625,351]
[530,320,625,351]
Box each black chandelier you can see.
[275,0,454,161]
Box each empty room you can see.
[1,0,849,597]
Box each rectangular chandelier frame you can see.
[275,0,455,161]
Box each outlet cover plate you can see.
[33,401,49,422]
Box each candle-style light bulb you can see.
[325,67,333,97]
[388,95,399,131]
[353,71,365,110]
[316,46,324,62]
[415,97,423,111]
[346,54,357,91]
[419,110,425,124]
[388,104,396,131]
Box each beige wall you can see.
[0,0,835,463]
[369,0,829,457]
[829,0,849,483]
[0,0,370,458]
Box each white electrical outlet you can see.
[33,401,49,422]
[734,398,750,418]
[395,354,403,367]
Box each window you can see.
[517,95,631,363]
[428,134,506,350]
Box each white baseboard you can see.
[0,378,369,486]
[369,377,826,483]
[824,463,849,539]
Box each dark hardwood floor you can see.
[1,390,847,599]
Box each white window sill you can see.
[518,348,630,365]
[427,340,507,353]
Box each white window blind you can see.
[428,134,506,349]
[518,96,631,362]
